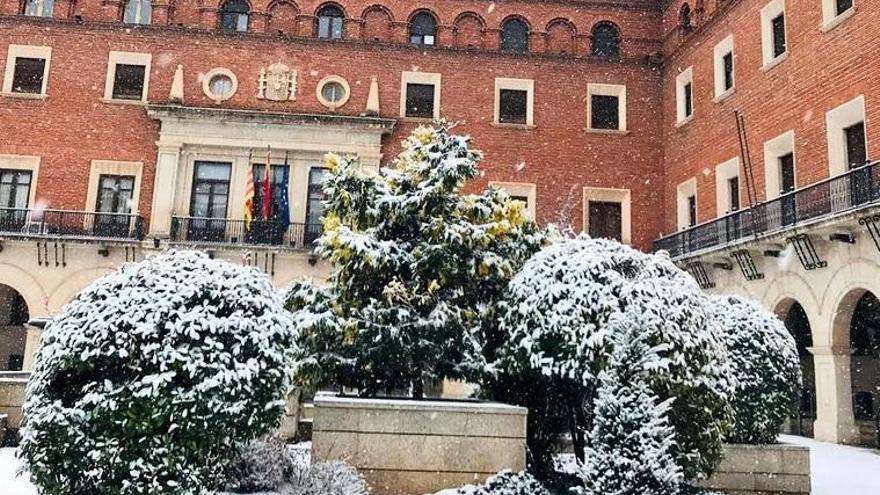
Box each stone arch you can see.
[545,18,576,55]
[774,297,817,437]
[0,282,32,371]
[360,4,393,41]
[821,258,880,349]
[46,266,119,313]
[762,272,822,330]
[267,0,298,33]
[0,263,49,319]
[452,11,485,49]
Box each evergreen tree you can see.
[290,124,545,397]
[577,323,684,495]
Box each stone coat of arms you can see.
[258,63,296,102]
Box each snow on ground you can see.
[0,447,37,495]
[2,437,879,494]
[781,434,880,495]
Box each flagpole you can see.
[244,148,254,232]
[263,145,272,221]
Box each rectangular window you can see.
[684,83,693,118]
[0,169,33,209]
[499,89,528,124]
[771,14,786,58]
[687,195,697,227]
[190,162,231,219]
[95,174,135,237]
[723,53,734,92]
[844,122,867,169]
[591,95,620,130]
[405,83,436,119]
[836,0,854,16]
[728,176,740,212]
[588,201,623,242]
[10,57,45,95]
[111,64,146,100]
[305,167,330,244]
[318,16,344,39]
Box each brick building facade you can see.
[0,0,878,446]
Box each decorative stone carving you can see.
[258,62,297,102]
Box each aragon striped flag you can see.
[244,149,255,230]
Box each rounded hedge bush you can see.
[708,294,802,444]
[19,250,298,495]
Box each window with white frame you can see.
[494,78,534,126]
[400,71,441,120]
[826,96,868,176]
[760,0,787,68]
[676,67,694,125]
[104,51,151,102]
[764,131,796,199]
[821,0,855,30]
[715,158,741,215]
[713,35,735,100]
[587,84,627,132]
[677,179,697,229]
[2,45,51,97]
[489,182,536,219]
[583,187,631,244]
[0,154,40,215]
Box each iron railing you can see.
[654,161,880,258]
[0,208,145,240]
[169,216,322,249]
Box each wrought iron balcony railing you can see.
[0,208,145,241]
[169,216,323,249]
[654,161,880,258]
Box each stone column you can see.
[811,346,860,444]
[22,324,44,371]
[149,145,182,237]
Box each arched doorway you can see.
[0,284,30,371]
[779,300,816,437]
[849,291,880,447]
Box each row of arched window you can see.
[18,0,624,58]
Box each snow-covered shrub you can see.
[708,295,802,444]
[576,324,684,495]
[494,237,734,480]
[291,460,369,495]
[223,434,299,493]
[292,123,545,397]
[435,470,552,495]
[19,250,298,495]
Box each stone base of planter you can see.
[701,442,811,495]
[0,373,28,429]
[311,393,527,495]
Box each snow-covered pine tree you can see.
[18,251,298,495]
[291,123,545,398]
[494,237,734,480]
[577,321,684,495]
[708,295,802,444]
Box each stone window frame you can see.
[315,75,351,110]
[489,181,536,219]
[760,0,788,71]
[493,77,535,128]
[0,154,40,208]
[586,83,627,133]
[825,95,868,177]
[582,187,632,245]
[715,157,741,216]
[675,66,694,127]
[2,45,52,99]
[677,178,698,230]
[103,51,152,104]
[202,67,239,104]
[821,0,856,32]
[764,130,797,200]
[713,34,735,102]
[84,160,144,216]
[400,71,441,121]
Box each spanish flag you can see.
[244,149,255,230]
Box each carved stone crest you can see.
[258,63,296,102]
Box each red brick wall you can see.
[660,0,880,234]
[0,0,667,250]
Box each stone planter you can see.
[702,442,811,495]
[311,393,527,495]
[0,372,28,429]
